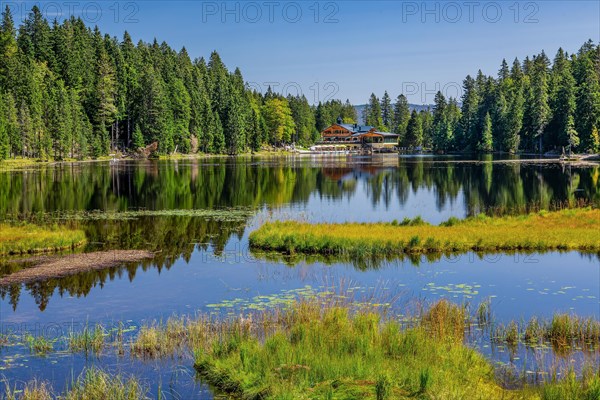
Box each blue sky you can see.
[7,1,600,104]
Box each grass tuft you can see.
[0,224,86,256]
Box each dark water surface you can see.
[0,155,599,398]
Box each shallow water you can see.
[0,155,598,398]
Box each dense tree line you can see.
[0,6,357,160]
[0,6,598,159]
[363,41,600,154]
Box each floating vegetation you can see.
[204,285,395,313]
[68,324,106,355]
[7,207,257,223]
[23,334,54,355]
[492,314,600,351]
[249,208,600,257]
[0,224,86,256]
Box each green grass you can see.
[6,296,598,399]
[0,224,87,256]
[249,208,600,257]
[193,300,508,399]
[23,334,54,355]
[130,317,187,358]
[1,368,148,399]
[68,324,106,354]
[494,314,600,350]
[188,298,600,399]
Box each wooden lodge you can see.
[315,118,399,152]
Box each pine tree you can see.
[341,99,357,123]
[549,48,578,150]
[94,37,118,152]
[459,75,479,150]
[478,112,493,152]
[503,59,524,153]
[0,93,9,160]
[288,95,316,145]
[365,93,383,129]
[3,92,19,156]
[393,94,410,139]
[132,124,144,149]
[380,91,394,131]
[432,91,448,151]
[420,109,433,148]
[525,52,551,152]
[574,42,600,152]
[0,6,18,90]
[404,110,423,149]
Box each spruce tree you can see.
[478,112,493,152]
[525,52,551,152]
[393,94,410,139]
[432,91,449,151]
[549,48,578,150]
[365,93,383,129]
[380,91,394,131]
[0,93,9,160]
[574,43,600,152]
[132,124,144,149]
[404,110,423,149]
[459,75,479,150]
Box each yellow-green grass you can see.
[192,300,506,399]
[1,368,148,400]
[189,298,599,400]
[249,208,600,257]
[0,224,87,256]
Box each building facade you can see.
[318,119,399,151]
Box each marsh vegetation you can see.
[250,208,600,257]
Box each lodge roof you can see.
[337,123,375,133]
[325,123,400,138]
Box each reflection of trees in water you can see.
[0,216,246,311]
[0,160,598,216]
[0,159,599,310]
[254,249,600,273]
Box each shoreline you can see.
[1,151,598,172]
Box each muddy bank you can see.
[0,250,155,286]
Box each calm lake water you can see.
[0,155,599,398]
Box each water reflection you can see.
[0,156,598,311]
[0,157,598,217]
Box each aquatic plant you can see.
[23,334,53,355]
[62,368,148,400]
[130,317,187,358]
[1,368,148,400]
[420,299,468,343]
[249,208,600,257]
[68,324,106,354]
[191,298,512,399]
[491,313,600,354]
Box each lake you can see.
[0,155,598,398]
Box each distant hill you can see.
[354,104,432,125]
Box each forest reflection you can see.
[0,157,598,310]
